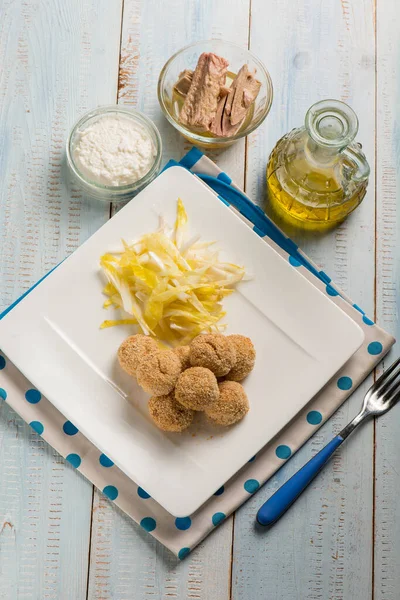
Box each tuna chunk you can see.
[174,69,193,97]
[179,53,229,129]
[209,94,228,137]
[210,64,261,137]
[210,93,245,137]
[225,65,261,126]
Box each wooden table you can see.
[0,1,399,598]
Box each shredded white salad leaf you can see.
[100,199,245,345]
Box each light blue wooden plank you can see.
[115,0,248,177]
[374,0,400,597]
[0,403,93,600]
[0,0,122,598]
[88,492,234,600]
[87,0,251,598]
[232,1,376,599]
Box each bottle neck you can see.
[305,135,340,168]
[304,100,359,167]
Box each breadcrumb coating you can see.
[173,345,191,370]
[118,334,158,376]
[148,393,194,432]
[175,367,219,411]
[205,380,249,426]
[136,350,181,395]
[189,333,236,377]
[225,335,256,382]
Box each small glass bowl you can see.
[66,106,162,203]
[157,40,273,149]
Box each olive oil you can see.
[267,145,367,228]
[266,100,370,229]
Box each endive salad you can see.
[99,199,245,345]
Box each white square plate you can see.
[0,166,364,517]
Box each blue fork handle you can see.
[257,435,344,526]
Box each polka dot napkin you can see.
[0,149,395,558]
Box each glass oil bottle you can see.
[266,100,370,229]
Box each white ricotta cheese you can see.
[72,114,156,186]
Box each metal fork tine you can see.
[376,367,400,402]
[385,383,400,407]
[372,357,400,395]
[381,368,400,402]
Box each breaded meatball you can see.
[118,334,158,376]
[175,367,219,411]
[173,345,191,370]
[225,335,256,382]
[189,333,236,377]
[148,393,194,432]
[205,381,249,426]
[136,350,181,395]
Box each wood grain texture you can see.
[87,1,250,598]
[232,1,376,599]
[374,0,400,597]
[1,1,397,598]
[88,492,233,600]
[0,1,122,598]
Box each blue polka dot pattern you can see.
[99,454,114,468]
[244,479,260,493]
[307,410,323,425]
[103,485,119,501]
[368,341,383,356]
[140,517,156,532]
[178,547,190,560]
[289,256,301,267]
[212,512,226,526]
[363,315,374,326]
[319,271,331,284]
[0,388,7,400]
[66,453,81,468]
[137,487,151,499]
[214,486,224,496]
[276,445,292,459]
[248,455,256,463]
[63,421,79,436]
[326,284,339,297]
[29,421,44,435]
[25,389,41,404]
[175,517,191,531]
[353,304,365,315]
[337,376,353,391]
[0,356,5,370]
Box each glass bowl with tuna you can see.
[157,40,273,149]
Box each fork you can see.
[257,356,400,527]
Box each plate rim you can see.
[0,166,366,516]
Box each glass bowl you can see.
[157,40,273,149]
[66,106,162,203]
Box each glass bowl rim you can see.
[157,39,274,145]
[66,105,163,193]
